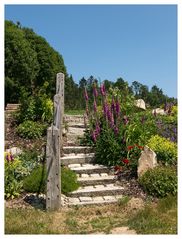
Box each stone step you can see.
[5,104,20,111]
[77,173,116,186]
[67,195,123,206]
[68,123,86,128]
[68,184,124,197]
[68,163,111,174]
[67,127,86,135]
[60,153,95,166]
[63,146,94,154]
[64,115,85,123]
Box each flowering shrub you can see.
[4,152,24,199]
[147,135,177,166]
[83,83,177,177]
[83,82,147,175]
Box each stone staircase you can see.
[61,146,124,206]
[61,115,125,206]
[64,114,88,146]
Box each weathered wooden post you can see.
[46,125,60,210]
[56,73,64,152]
[46,72,64,211]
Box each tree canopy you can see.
[5,20,177,110]
[5,20,67,104]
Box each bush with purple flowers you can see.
[83,83,146,173]
[83,83,178,177]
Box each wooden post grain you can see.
[46,126,61,211]
[46,72,65,211]
[56,73,64,155]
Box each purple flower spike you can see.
[115,99,120,116]
[103,101,108,116]
[93,99,97,112]
[111,96,115,112]
[6,152,14,162]
[114,126,119,135]
[96,122,100,135]
[92,131,97,142]
[93,84,98,98]
[84,87,89,101]
[100,83,106,97]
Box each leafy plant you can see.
[125,110,158,146]
[16,120,46,139]
[138,166,177,198]
[23,165,79,194]
[61,166,80,195]
[18,150,43,176]
[4,152,24,199]
[83,83,157,177]
[23,165,46,193]
[147,135,177,165]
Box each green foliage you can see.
[18,150,42,176]
[139,167,177,198]
[95,126,126,166]
[5,21,39,104]
[16,83,53,124]
[16,120,46,139]
[5,20,66,104]
[4,153,24,199]
[147,135,177,165]
[125,111,158,146]
[23,165,46,193]
[80,129,95,146]
[61,166,80,195]
[23,165,79,194]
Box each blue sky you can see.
[5,4,177,97]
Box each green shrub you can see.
[4,152,25,199]
[16,120,46,139]
[17,83,53,124]
[139,167,177,198]
[18,150,43,176]
[61,166,80,195]
[23,165,46,193]
[23,165,79,194]
[125,110,158,146]
[147,135,177,165]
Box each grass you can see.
[65,109,85,115]
[126,195,177,234]
[5,195,177,234]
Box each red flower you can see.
[114,165,122,171]
[127,145,134,151]
[135,144,144,150]
[114,165,122,175]
[122,158,129,164]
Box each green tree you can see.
[131,81,142,98]
[5,21,39,103]
[148,85,165,107]
[5,20,67,105]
